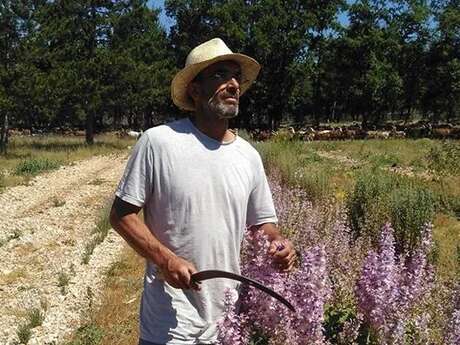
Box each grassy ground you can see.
[254,138,460,279]
[65,245,144,345]
[0,133,135,190]
[256,139,460,203]
[5,134,457,343]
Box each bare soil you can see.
[0,154,128,345]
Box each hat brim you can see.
[171,53,261,111]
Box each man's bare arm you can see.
[109,197,199,290]
[250,223,297,271]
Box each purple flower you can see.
[444,289,460,345]
[356,223,433,343]
[217,288,249,345]
[219,228,331,344]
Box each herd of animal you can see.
[249,123,460,141]
[7,122,460,141]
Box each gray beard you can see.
[208,97,239,119]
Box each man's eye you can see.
[211,71,242,82]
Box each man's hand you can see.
[268,237,297,272]
[161,255,201,291]
[250,223,297,272]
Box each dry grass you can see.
[12,243,37,256]
[66,244,144,345]
[309,138,436,170]
[96,245,144,344]
[433,214,460,280]
[0,268,28,285]
[0,133,135,190]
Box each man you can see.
[110,38,296,345]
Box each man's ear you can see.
[187,81,200,102]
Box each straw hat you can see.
[171,38,261,111]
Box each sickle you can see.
[191,269,296,312]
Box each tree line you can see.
[1,0,459,150]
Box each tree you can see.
[423,0,460,122]
[391,0,431,122]
[108,0,174,130]
[166,0,345,129]
[336,0,403,127]
[33,0,114,144]
[0,1,24,153]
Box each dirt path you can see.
[0,154,129,345]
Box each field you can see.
[0,134,459,344]
[254,138,460,280]
[0,134,135,345]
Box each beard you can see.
[207,94,239,119]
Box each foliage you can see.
[27,308,45,329]
[426,140,460,176]
[356,223,433,344]
[389,186,436,252]
[444,291,460,344]
[16,322,31,344]
[66,324,104,345]
[16,308,46,344]
[14,158,60,176]
[217,176,447,344]
[82,201,112,264]
[0,134,134,192]
[255,140,338,202]
[346,169,436,252]
[218,230,331,344]
[1,0,460,139]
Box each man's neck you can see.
[190,113,235,143]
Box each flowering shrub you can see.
[356,223,433,344]
[445,308,460,345]
[217,175,457,344]
[444,290,460,345]
[218,229,331,345]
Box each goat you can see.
[127,130,142,139]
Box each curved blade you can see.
[191,270,295,312]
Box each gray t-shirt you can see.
[115,118,277,344]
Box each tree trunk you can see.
[86,110,94,145]
[0,113,9,154]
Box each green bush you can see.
[16,322,31,344]
[389,186,435,252]
[426,141,460,176]
[14,158,60,176]
[66,324,104,345]
[347,169,435,251]
[27,308,45,328]
[298,168,333,202]
[368,152,400,168]
[256,141,336,202]
[346,169,394,240]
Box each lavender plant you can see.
[218,229,331,345]
[356,223,434,344]
[217,175,450,344]
[444,289,460,345]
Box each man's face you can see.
[190,61,243,119]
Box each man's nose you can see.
[226,77,240,94]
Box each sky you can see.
[148,0,175,32]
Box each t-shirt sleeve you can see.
[115,133,154,207]
[246,155,278,227]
